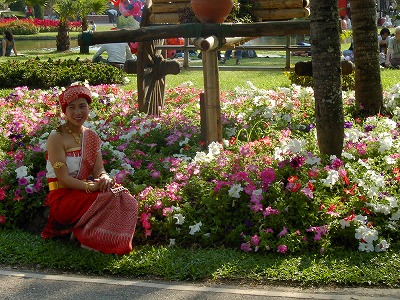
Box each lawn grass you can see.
[1,228,399,287]
[1,31,400,287]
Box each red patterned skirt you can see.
[41,188,138,255]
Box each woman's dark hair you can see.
[380,27,391,37]
[3,30,13,42]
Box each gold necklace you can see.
[65,125,82,145]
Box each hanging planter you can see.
[190,0,234,23]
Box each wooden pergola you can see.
[79,0,310,145]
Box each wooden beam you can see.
[78,20,310,46]
[256,0,309,9]
[254,8,310,21]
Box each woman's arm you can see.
[1,39,5,56]
[92,151,115,192]
[47,132,100,192]
[12,43,17,56]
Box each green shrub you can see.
[0,58,126,89]
[285,71,355,91]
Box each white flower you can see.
[171,205,181,212]
[339,218,351,229]
[173,213,185,225]
[375,240,390,252]
[228,184,243,198]
[169,239,175,247]
[305,154,321,165]
[179,137,190,146]
[358,242,374,252]
[355,225,378,244]
[208,141,223,156]
[390,210,400,221]
[320,169,339,187]
[378,135,393,153]
[386,196,398,208]
[342,152,355,160]
[385,156,396,165]
[286,139,305,154]
[188,222,202,235]
[15,166,28,179]
[192,151,213,165]
[281,114,292,122]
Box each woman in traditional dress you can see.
[41,84,138,255]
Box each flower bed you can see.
[0,18,82,34]
[0,83,399,254]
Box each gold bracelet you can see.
[85,182,92,193]
[97,171,108,178]
[52,161,66,169]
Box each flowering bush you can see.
[0,18,82,34]
[0,82,399,254]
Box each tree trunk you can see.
[351,0,383,116]
[56,20,71,52]
[80,16,90,54]
[310,0,344,157]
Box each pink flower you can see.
[240,242,252,252]
[153,200,163,210]
[0,188,6,201]
[0,215,6,224]
[278,226,288,237]
[277,244,288,254]
[162,207,172,216]
[250,235,260,246]
[140,212,151,230]
[263,206,280,217]
[150,170,161,178]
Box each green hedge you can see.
[0,58,126,89]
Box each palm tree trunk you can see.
[80,16,90,54]
[310,0,344,157]
[56,19,71,52]
[351,0,383,116]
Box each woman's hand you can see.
[94,175,115,192]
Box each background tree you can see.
[310,0,344,157]
[351,0,383,115]
[53,0,76,51]
[75,0,108,54]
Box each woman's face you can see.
[64,97,90,127]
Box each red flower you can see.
[0,215,6,224]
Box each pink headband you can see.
[59,85,92,113]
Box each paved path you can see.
[1,269,400,300]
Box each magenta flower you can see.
[259,167,276,190]
[277,244,288,254]
[18,177,28,186]
[25,184,35,194]
[250,234,260,246]
[278,226,288,237]
[0,188,6,201]
[240,242,252,252]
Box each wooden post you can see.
[285,35,291,69]
[193,36,222,144]
[202,49,222,144]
